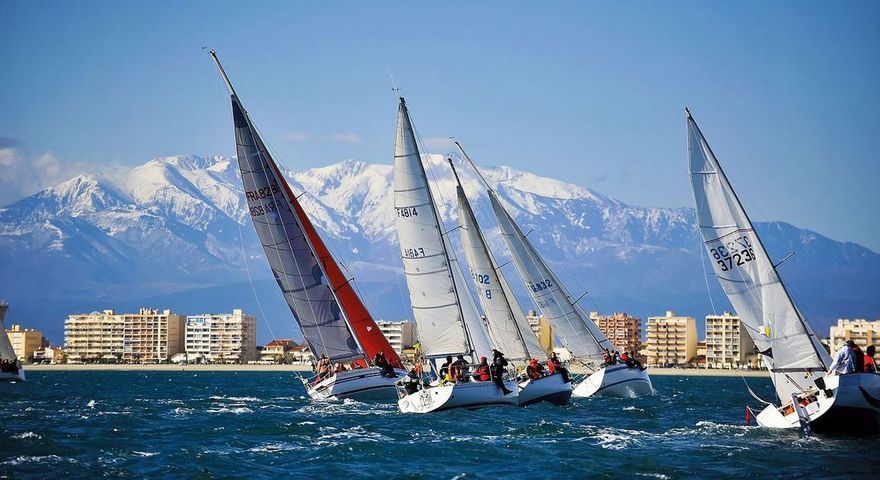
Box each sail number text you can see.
[245,184,280,201]
[403,247,426,258]
[529,278,553,292]
[249,202,278,217]
[711,235,756,272]
[396,207,419,218]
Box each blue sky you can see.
[1,1,879,250]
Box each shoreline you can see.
[22,364,769,377]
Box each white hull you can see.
[306,367,405,402]
[755,373,880,434]
[398,380,519,413]
[517,374,572,406]
[571,364,654,398]
[0,369,25,382]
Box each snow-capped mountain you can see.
[1,154,877,343]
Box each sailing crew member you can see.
[865,345,877,373]
[439,355,454,383]
[602,349,614,366]
[315,354,331,383]
[547,352,570,383]
[526,358,544,380]
[828,340,855,375]
[451,355,469,382]
[402,368,421,395]
[851,343,866,373]
[474,356,491,381]
[373,350,396,378]
[490,350,513,395]
[620,350,634,368]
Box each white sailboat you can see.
[687,107,880,434]
[449,158,572,406]
[455,144,653,399]
[0,303,25,382]
[393,97,518,413]
[209,51,405,402]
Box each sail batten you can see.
[687,110,830,402]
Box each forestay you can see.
[393,98,471,358]
[687,109,829,401]
[489,191,613,361]
[227,92,361,363]
[454,171,545,361]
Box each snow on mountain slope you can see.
[0,153,877,343]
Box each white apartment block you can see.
[185,309,257,363]
[829,318,880,351]
[376,320,416,355]
[65,308,184,363]
[705,312,755,369]
[645,310,697,367]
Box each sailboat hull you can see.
[306,367,406,402]
[571,364,654,398]
[398,380,519,413]
[517,374,572,406]
[0,369,25,382]
[755,373,880,434]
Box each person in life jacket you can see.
[547,352,571,383]
[620,350,634,367]
[491,350,513,395]
[438,355,453,383]
[865,345,877,373]
[526,358,545,380]
[474,356,491,381]
[602,349,614,366]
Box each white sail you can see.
[687,109,830,401]
[448,239,495,361]
[455,177,544,361]
[489,191,613,361]
[393,98,470,358]
[0,304,17,361]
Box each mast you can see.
[210,50,366,363]
[455,141,614,360]
[449,158,541,361]
[393,97,475,359]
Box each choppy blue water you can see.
[1,372,875,479]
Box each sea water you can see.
[0,371,875,479]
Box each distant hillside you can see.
[1,154,877,343]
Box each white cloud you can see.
[282,131,362,144]
[0,144,127,206]
[421,136,456,151]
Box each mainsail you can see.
[211,51,398,364]
[451,161,545,361]
[686,108,830,401]
[393,97,493,360]
[0,304,17,361]
[489,191,614,361]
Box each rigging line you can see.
[237,217,278,341]
[697,226,718,316]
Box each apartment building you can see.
[185,309,257,363]
[705,312,755,369]
[590,312,641,355]
[6,325,45,362]
[65,308,183,363]
[64,310,126,362]
[829,318,880,351]
[645,310,697,367]
[376,320,416,355]
[525,310,554,355]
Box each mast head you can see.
[684,106,693,119]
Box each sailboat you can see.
[0,303,25,382]
[687,107,880,434]
[209,51,405,402]
[455,144,653,399]
[448,157,572,406]
[393,97,518,413]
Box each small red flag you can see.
[745,406,753,426]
